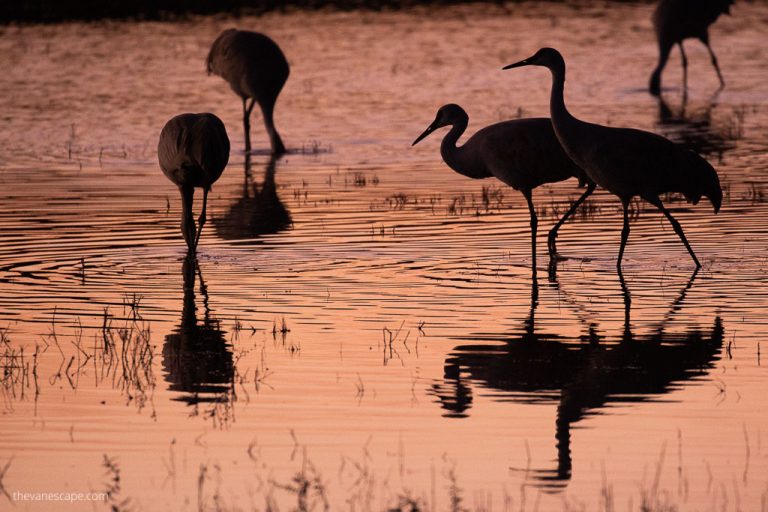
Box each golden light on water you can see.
[1,2,767,510]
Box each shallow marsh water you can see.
[1,2,768,510]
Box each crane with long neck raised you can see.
[504,48,722,270]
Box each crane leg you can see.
[649,41,672,96]
[617,199,631,270]
[704,41,726,88]
[194,188,209,251]
[243,98,256,153]
[548,182,596,261]
[678,42,688,92]
[180,186,196,253]
[259,101,286,155]
[523,189,538,278]
[646,197,702,268]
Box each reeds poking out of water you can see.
[98,309,156,412]
[451,193,482,217]
[0,456,12,502]
[382,320,413,366]
[345,171,379,188]
[272,316,301,354]
[110,428,765,511]
[300,140,333,155]
[743,183,766,204]
[2,307,157,414]
[102,454,131,512]
[0,332,40,411]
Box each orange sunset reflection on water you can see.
[1,2,767,510]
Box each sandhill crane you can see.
[412,104,594,275]
[649,0,733,95]
[504,48,722,269]
[207,29,289,155]
[158,113,230,253]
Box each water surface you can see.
[1,3,767,510]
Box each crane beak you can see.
[503,58,531,70]
[412,120,438,146]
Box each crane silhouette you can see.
[431,269,723,489]
[162,256,234,413]
[213,154,292,241]
[648,0,733,96]
[504,48,722,270]
[158,113,230,253]
[207,29,289,155]
[412,104,594,275]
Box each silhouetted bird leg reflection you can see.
[193,256,213,321]
[433,262,722,490]
[244,151,253,189]
[655,89,740,164]
[430,275,541,418]
[552,269,718,487]
[618,267,633,341]
[649,267,700,336]
[545,272,601,343]
[212,155,291,241]
[180,254,198,330]
[162,256,234,412]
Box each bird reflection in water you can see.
[431,270,723,490]
[213,154,292,241]
[162,255,235,424]
[655,92,743,161]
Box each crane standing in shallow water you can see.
[504,48,722,270]
[158,113,230,253]
[207,29,289,155]
[649,0,733,95]
[412,104,595,275]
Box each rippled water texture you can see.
[1,2,768,510]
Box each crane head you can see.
[412,104,467,146]
[503,47,565,72]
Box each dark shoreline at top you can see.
[3,0,656,25]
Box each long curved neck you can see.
[440,116,486,180]
[548,62,576,131]
[546,61,587,166]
